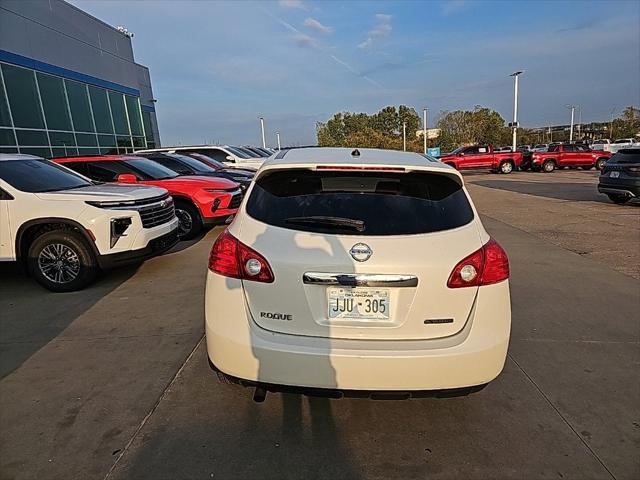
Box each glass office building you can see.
[0,0,160,159]
[0,62,153,157]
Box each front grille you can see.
[228,191,243,209]
[139,197,176,228]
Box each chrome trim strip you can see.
[303,272,418,287]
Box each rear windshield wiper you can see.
[284,216,365,232]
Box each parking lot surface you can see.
[1,170,638,480]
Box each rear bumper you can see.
[97,227,178,269]
[205,275,511,391]
[598,180,640,197]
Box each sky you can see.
[70,0,640,148]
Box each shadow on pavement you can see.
[0,262,138,379]
[470,179,640,205]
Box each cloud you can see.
[441,0,467,16]
[294,33,316,48]
[358,13,392,49]
[278,0,305,9]
[304,17,333,35]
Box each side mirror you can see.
[458,152,465,156]
[117,173,138,183]
[225,155,235,162]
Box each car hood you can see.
[35,183,168,202]
[152,175,239,190]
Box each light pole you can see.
[422,108,428,154]
[259,117,266,148]
[565,105,576,142]
[577,106,582,141]
[276,132,281,151]
[609,108,616,139]
[510,71,523,152]
[402,122,407,151]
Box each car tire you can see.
[542,160,555,173]
[27,229,97,292]
[595,158,607,170]
[174,201,203,240]
[499,160,514,174]
[607,194,629,204]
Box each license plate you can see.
[610,171,620,178]
[327,287,390,320]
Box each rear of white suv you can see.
[205,148,511,398]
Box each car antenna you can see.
[351,149,360,157]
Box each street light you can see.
[510,71,524,152]
[422,108,428,154]
[565,105,576,142]
[259,117,266,149]
[276,132,281,151]
[403,122,407,151]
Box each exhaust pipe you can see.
[253,387,267,403]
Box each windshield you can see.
[169,154,217,173]
[450,147,464,155]
[187,153,225,169]
[246,169,474,236]
[123,158,178,180]
[0,158,91,193]
[226,147,252,159]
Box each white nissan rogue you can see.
[0,154,179,292]
[205,148,511,400]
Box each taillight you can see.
[208,230,274,283]
[447,238,509,288]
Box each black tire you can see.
[500,160,514,174]
[607,194,629,204]
[174,201,202,240]
[542,160,555,173]
[27,229,97,292]
[595,158,607,170]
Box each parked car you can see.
[53,155,242,239]
[591,139,612,152]
[0,154,179,292]
[439,145,522,173]
[135,152,253,191]
[532,144,548,152]
[598,148,640,204]
[517,145,532,152]
[494,146,512,153]
[610,138,639,154]
[205,147,511,399]
[530,143,612,172]
[135,145,264,170]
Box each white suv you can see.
[0,154,179,292]
[205,148,511,399]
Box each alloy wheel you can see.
[38,243,81,284]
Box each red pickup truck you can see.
[439,145,522,174]
[531,143,612,172]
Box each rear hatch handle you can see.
[303,272,418,288]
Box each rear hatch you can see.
[236,166,482,341]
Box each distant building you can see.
[0,0,160,158]
[530,122,612,142]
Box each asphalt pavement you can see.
[0,169,638,480]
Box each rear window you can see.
[246,169,474,236]
[610,150,640,164]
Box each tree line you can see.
[316,105,640,152]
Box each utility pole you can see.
[610,108,616,139]
[422,108,428,154]
[259,117,266,148]
[276,132,281,151]
[566,105,575,142]
[403,122,407,151]
[510,71,524,152]
[577,106,582,141]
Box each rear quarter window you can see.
[246,169,474,235]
